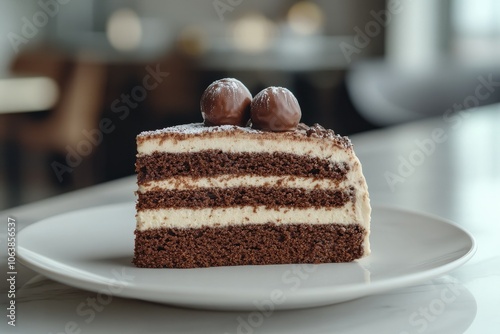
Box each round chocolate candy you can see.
[250,87,301,131]
[201,78,252,127]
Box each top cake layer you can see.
[137,123,352,158]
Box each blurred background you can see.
[1,0,499,210]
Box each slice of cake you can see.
[133,79,371,268]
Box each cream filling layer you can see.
[136,205,368,230]
[138,175,350,192]
[136,205,370,255]
[138,135,354,161]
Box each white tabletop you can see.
[1,104,499,333]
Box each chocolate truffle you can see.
[201,78,252,127]
[251,87,301,132]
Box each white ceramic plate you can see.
[18,203,475,310]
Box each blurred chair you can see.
[0,49,107,208]
[10,50,107,153]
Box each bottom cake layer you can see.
[133,223,367,268]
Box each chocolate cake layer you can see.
[136,187,355,210]
[136,151,350,183]
[133,223,366,268]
